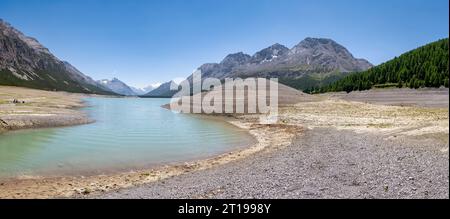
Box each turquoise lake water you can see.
[0,98,253,178]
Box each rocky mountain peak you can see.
[284,37,373,72]
[220,52,252,66]
[295,37,341,49]
[299,37,335,45]
[291,37,354,59]
[251,43,290,64]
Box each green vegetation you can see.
[307,38,449,93]
[373,83,399,89]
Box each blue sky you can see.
[0,0,448,88]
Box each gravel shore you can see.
[97,128,449,199]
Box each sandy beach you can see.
[0,86,448,199]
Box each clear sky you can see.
[0,0,448,88]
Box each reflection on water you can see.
[0,98,253,178]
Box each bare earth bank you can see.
[0,86,92,132]
[323,88,449,108]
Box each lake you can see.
[0,98,254,178]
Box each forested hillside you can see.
[307,38,449,93]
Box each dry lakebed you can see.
[0,86,448,199]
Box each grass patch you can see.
[374,83,399,89]
[367,123,393,128]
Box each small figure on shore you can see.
[12,99,25,104]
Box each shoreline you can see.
[0,115,301,198]
[0,86,93,133]
[0,85,126,134]
[1,86,294,198]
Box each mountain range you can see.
[1,19,375,95]
[187,37,373,91]
[0,19,113,94]
[149,38,374,97]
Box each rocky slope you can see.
[0,19,113,94]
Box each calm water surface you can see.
[0,98,253,178]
